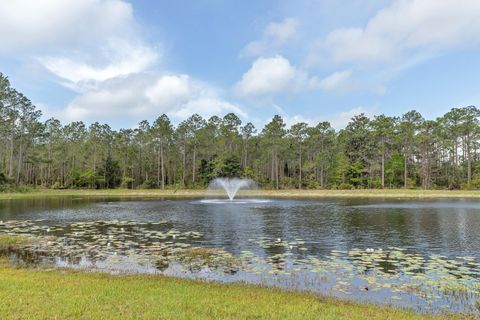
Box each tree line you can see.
[2,72,480,191]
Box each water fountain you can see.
[208,178,256,201]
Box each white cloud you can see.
[0,0,254,126]
[59,73,244,123]
[0,0,161,93]
[1,0,244,125]
[322,0,480,64]
[283,114,313,129]
[265,104,376,130]
[310,70,353,92]
[170,98,245,120]
[242,18,299,57]
[0,0,134,54]
[39,39,159,91]
[328,107,376,129]
[264,17,299,45]
[235,55,307,96]
[145,75,191,106]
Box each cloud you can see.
[321,0,480,64]
[59,73,245,124]
[328,106,376,129]
[283,114,313,129]
[264,17,299,45]
[145,75,191,106]
[0,0,134,54]
[170,98,245,120]
[310,70,353,92]
[2,0,243,126]
[265,105,376,130]
[39,39,159,91]
[0,0,161,94]
[242,18,299,57]
[235,55,308,96]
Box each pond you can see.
[1,196,480,315]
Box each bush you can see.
[0,172,9,185]
[463,179,480,190]
[307,180,319,189]
[338,182,354,190]
[368,177,382,189]
[137,179,157,189]
[280,176,296,189]
[72,170,96,188]
[0,184,11,192]
[0,184,33,193]
[51,182,65,190]
[406,178,417,189]
[121,177,135,189]
[11,185,33,193]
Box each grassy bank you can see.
[0,261,452,320]
[2,188,480,200]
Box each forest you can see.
[2,72,480,191]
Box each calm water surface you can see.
[1,197,479,314]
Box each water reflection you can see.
[1,197,480,314]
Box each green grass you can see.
[0,234,33,248]
[0,259,458,320]
[2,188,480,200]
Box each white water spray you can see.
[208,178,257,200]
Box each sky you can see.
[1,0,480,130]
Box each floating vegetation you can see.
[0,219,479,316]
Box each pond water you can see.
[1,196,480,315]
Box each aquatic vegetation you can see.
[0,219,479,316]
[0,234,33,251]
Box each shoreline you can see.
[0,258,452,319]
[2,188,480,200]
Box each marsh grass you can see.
[0,259,461,320]
[0,234,32,251]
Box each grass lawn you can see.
[0,258,458,320]
[2,188,480,200]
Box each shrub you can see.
[51,182,65,190]
[137,179,157,189]
[72,170,96,188]
[307,180,319,189]
[406,178,417,189]
[338,182,354,190]
[0,172,9,185]
[280,176,296,189]
[121,177,135,189]
[368,177,382,189]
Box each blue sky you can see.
[1,0,480,129]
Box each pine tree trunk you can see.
[467,136,472,184]
[320,164,324,189]
[298,144,302,189]
[8,133,14,177]
[381,152,385,188]
[275,153,279,190]
[160,141,165,189]
[192,143,196,184]
[182,140,186,187]
[157,144,161,187]
[15,144,23,184]
[271,151,275,184]
[243,139,248,168]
